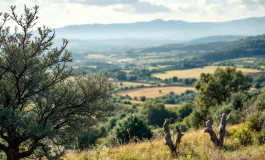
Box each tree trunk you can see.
[6,147,20,160]
[204,113,230,148]
[219,113,231,147]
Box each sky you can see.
[0,0,265,28]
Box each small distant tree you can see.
[159,90,162,94]
[0,6,114,160]
[140,96,146,102]
[172,76,178,82]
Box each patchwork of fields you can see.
[152,66,261,79]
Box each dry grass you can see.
[117,86,195,98]
[65,124,265,160]
[152,66,261,79]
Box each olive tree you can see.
[0,6,114,160]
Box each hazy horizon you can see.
[1,0,265,28]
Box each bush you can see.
[141,101,176,127]
[113,115,152,144]
[140,96,146,102]
[184,106,207,129]
[246,112,265,132]
[209,103,242,125]
[77,126,107,149]
[252,132,265,145]
[175,103,194,121]
[232,128,253,146]
[106,117,118,131]
[245,91,265,132]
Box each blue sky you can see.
[0,0,265,28]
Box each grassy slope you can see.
[65,124,265,160]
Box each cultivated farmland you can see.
[152,66,261,79]
[117,86,195,98]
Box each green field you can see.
[152,66,261,79]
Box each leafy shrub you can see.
[209,103,242,125]
[113,115,152,144]
[252,132,265,145]
[245,90,265,132]
[141,101,176,127]
[175,103,194,121]
[184,106,207,129]
[232,128,253,146]
[246,112,265,132]
[140,96,146,102]
[77,126,107,149]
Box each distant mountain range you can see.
[54,17,265,41]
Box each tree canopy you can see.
[0,6,114,160]
[113,115,152,144]
[194,67,251,109]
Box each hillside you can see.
[65,124,265,160]
[54,17,265,41]
[200,35,265,62]
[128,34,265,55]
[186,35,245,45]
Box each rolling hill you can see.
[54,17,265,41]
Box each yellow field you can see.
[65,124,265,160]
[152,66,261,79]
[117,86,195,98]
[118,82,151,88]
[116,58,135,63]
[87,54,106,59]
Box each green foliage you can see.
[245,90,265,132]
[232,128,253,146]
[230,92,248,110]
[155,90,196,105]
[0,6,114,159]
[184,106,207,129]
[113,115,152,144]
[194,67,250,109]
[141,101,176,127]
[209,103,242,125]
[252,132,265,145]
[246,112,265,132]
[175,103,194,121]
[77,126,107,149]
[140,96,146,102]
[252,74,265,88]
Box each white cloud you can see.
[0,0,265,28]
[228,0,265,10]
[114,1,172,14]
[67,0,139,6]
